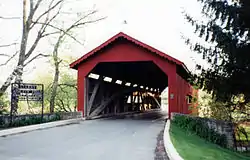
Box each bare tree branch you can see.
[24,53,50,66]
[33,0,43,12]
[72,17,106,29]
[0,16,20,20]
[24,32,42,60]
[25,2,63,60]
[41,31,60,37]
[0,43,18,48]
[30,0,64,29]
[0,51,19,66]
[34,16,106,45]
[65,10,106,33]
[39,3,63,34]
[58,83,77,89]
[27,0,43,27]
[0,54,10,57]
[33,22,84,45]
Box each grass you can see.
[169,122,250,160]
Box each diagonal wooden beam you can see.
[89,87,138,117]
[89,94,116,117]
[87,78,103,116]
[152,96,161,108]
[87,81,100,116]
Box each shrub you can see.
[0,114,62,128]
[172,114,228,148]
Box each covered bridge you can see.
[70,32,196,118]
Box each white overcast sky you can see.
[0,0,207,84]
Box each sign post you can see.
[11,83,44,121]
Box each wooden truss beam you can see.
[89,87,139,117]
[87,80,101,116]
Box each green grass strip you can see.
[170,122,250,160]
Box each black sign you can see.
[10,83,44,118]
[11,83,43,101]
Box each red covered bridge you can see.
[70,32,197,118]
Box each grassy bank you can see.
[170,122,250,160]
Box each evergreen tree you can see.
[185,0,250,104]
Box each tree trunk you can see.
[0,0,27,98]
[14,65,24,83]
[49,33,64,113]
[49,61,59,113]
[15,0,28,84]
[0,72,15,97]
[0,67,20,97]
[9,0,29,115]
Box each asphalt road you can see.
[0,112,167,160]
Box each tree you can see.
[49,10,105,113]
[32,58,77,113]
[1,0,61,93]
[0,0,103,115]
[54,73,77,112]
[0,0,64,114]
[0,93,9,115]
[184,0,250,106]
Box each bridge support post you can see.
[84,77,89,117]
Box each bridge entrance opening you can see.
[84,61,168,117]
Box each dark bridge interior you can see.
[85,61,168,118]
[91,61,168,91]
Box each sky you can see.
[0,0,207,85]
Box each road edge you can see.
[0,118,85,137]
[163,120,184,160]
[154,129,169,160]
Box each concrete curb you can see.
[0,118,84,137]
[164,120,184,160]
